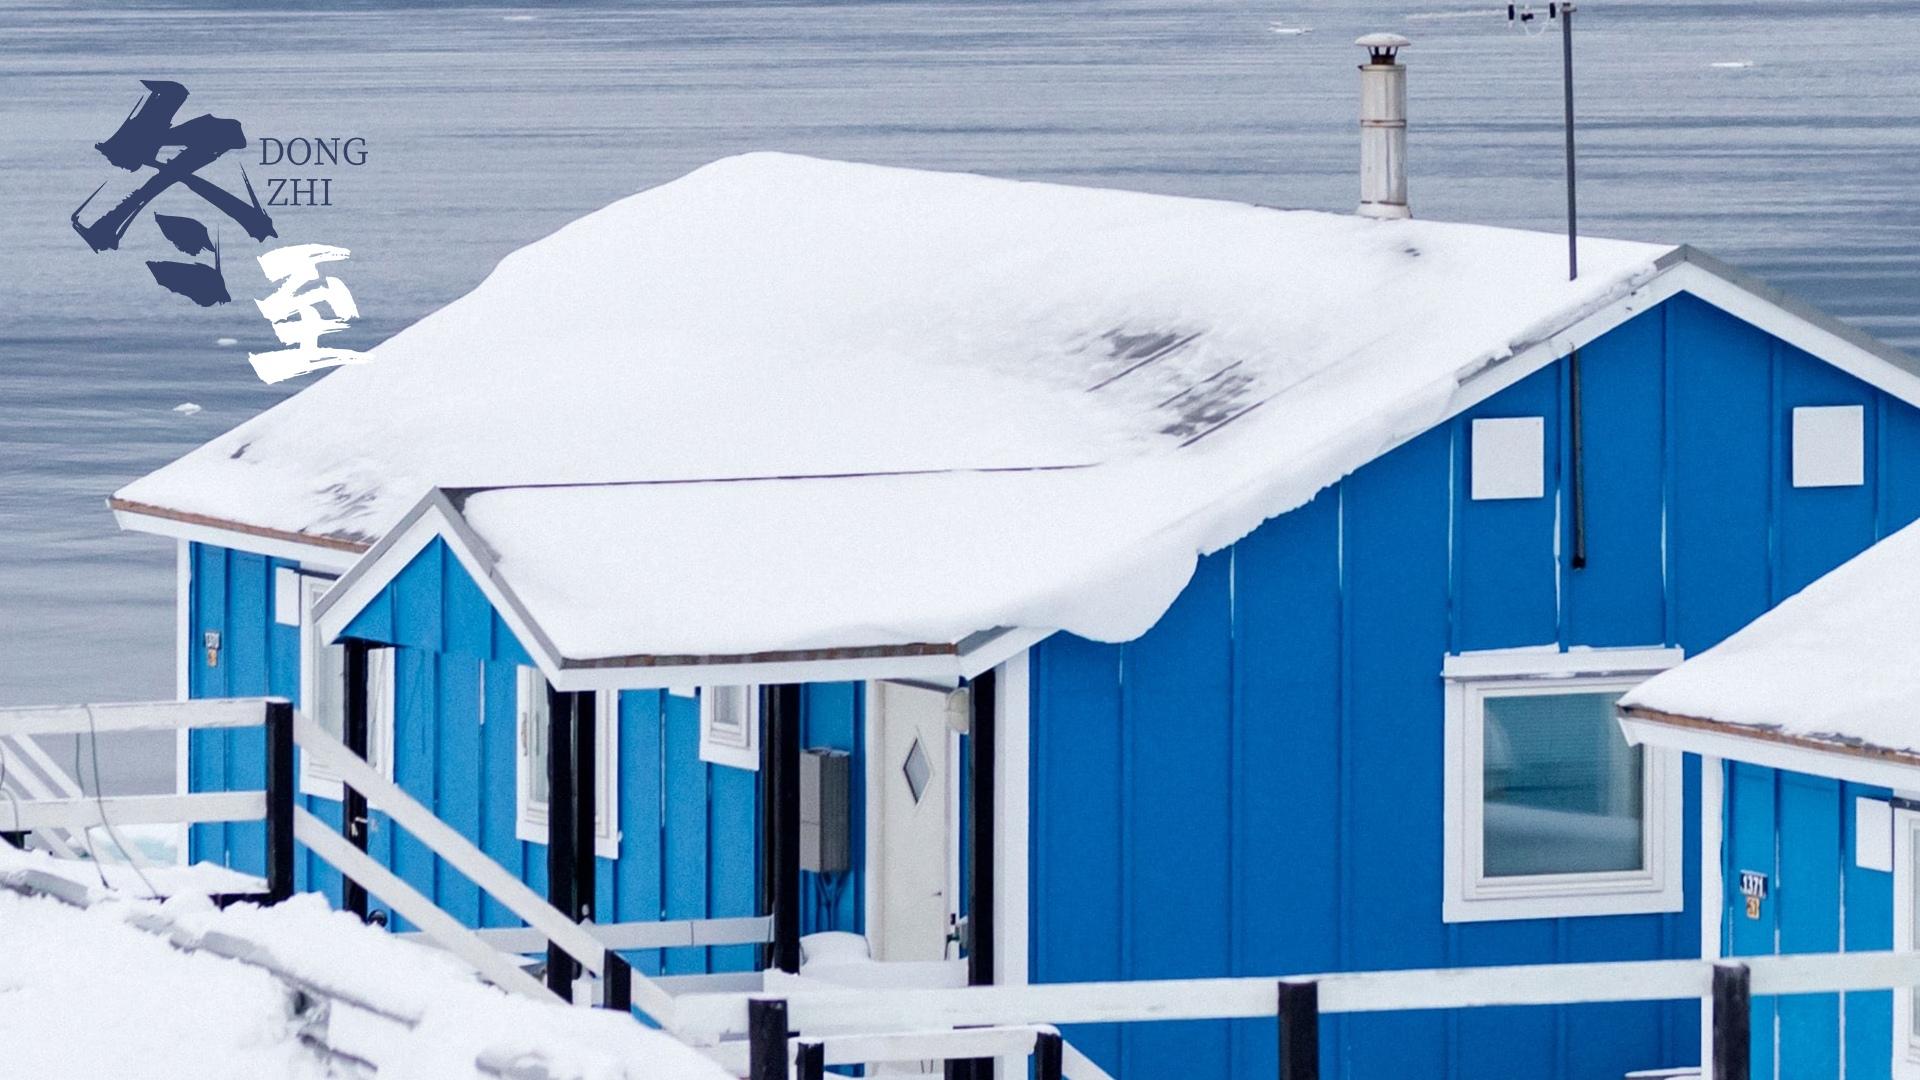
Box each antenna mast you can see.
[1509,2,1579,280]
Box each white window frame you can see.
[1442,646,1686,923]
[297,574,395,800]
[514,668,620,859]
[698,685,760,771]
[1893,805,1920,1079]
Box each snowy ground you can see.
[0,848,731,1080]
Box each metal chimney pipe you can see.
[1356,33,1412,220]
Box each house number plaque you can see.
[1739,869,1768,919]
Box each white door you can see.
[869,681,964,962]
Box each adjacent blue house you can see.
[109,145,1920,1080]
[1623,514,1920,1080]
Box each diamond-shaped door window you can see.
[902,737,931,804]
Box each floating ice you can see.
[172,403,202,415]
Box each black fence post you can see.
[1278,979,1320,1080]
[602,949,631,1014]
[546,686,579,999]
[748,998,790,1080]
[795,1041,824,1080]
[571,689,596,928]
[762,685,802,974]
[1712,962,1751,1080]
[263,699,295,904]
[341,639,371,920]
[1034,1030,1064,1080]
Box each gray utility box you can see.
[800,747,852,874]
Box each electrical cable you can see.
[81,706,159,899]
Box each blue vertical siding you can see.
[1032,294,1920,1079]
[190,537,811,975]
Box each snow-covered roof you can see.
[1621,518,1920,768]
[111,152,1920,678]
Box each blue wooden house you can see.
[1623,515,1920,1080]
[108,142,1920,1080]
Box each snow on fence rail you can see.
[0,699,690,1025]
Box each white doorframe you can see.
[992,653,1030,1079]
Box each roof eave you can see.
[107,496,368,571]
[1619,704,1920,790]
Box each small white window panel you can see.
[1860,796,1895,873]
[1470,416,1546,501]
[1894,808,1920,1079]
[514,669,620,859]
[298,574,395,800]
[699,686,760,771]
[1442,646,1685,923]
[273,566,302,627]
[1792,405,1865,488]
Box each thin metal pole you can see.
[1712,961,1751,1080]
[1569,349,1588,569]
[1560,1,1579,281]
[341,640,371,920]
[263,699,295,904]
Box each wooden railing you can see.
[678,947,1920,1080]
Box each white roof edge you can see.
[313,486,1053,689]
[1619,710,1920,790]
[109,501,362,573]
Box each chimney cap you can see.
[1355,32,1411,63]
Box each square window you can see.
[1443,647,1685,923]
[297,574,394,799]
[1482,690,1643,877]
[1792,405,1865,488]
[514,668,620,859]
[1470,416,1545,501]
[698,686,760,771]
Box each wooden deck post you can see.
[569,689,596,928]
[602,949,631,1013]
[762,685,802,974]
[263,698,295,904]
[1712,962,1750,1080]
[341,639,371,919]
[748,998,790,1080]
[795,1040,824,1080]
[1034,1030,1064,1080]
[546,686,579,999]
[1278,979,1319,1080]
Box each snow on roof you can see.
[1621,518,1920,759]
[121,152,1675,657]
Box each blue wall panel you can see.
[1228,489,1343,1079]
[1340,425,1453,1080]
[1845,784,1895,1080]
[1777,774,1843,1080]
[1028,292,1920,1079]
